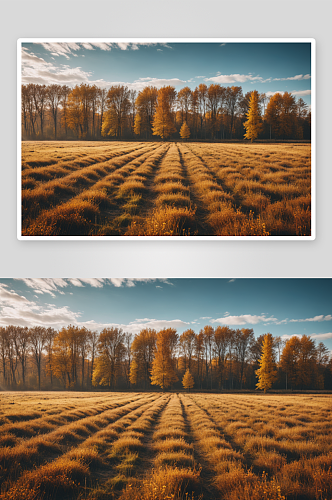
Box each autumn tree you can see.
[65,86,83,138]
[256,333,278,392]
[47,84,63,139]
[197,83,208,138]
[134,86,158,138]
[179,329,196,372]
[44,327,56,387]
[150,328,178,390]
[206,84,225,139]
[130,328,157,388]
[281,336,300,390]
[182,369,194,391]
[225,86,243,138]
[235,328,254,388]
[177,86,192,124]
[29,326,47,390]
[152,86,177,139]
[244,90,263,142]
[214,326,230,389]
[93,327,125,388]
[103,85,131,138]
[194,330,204,388]
[13,327,30,388]
[180,121,190,140]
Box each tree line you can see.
[0,324,330,392]
[21,83,311,142]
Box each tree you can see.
[93,327,125,388]
[150,328,178,390]
[135,86,158,138]
[177,86,192,124]
[130,328,157,388]
[47,84,63,139]
[179,329,196,372]
[44,327,56,387]
[182,369,194,391]
[281,336,300,390]
[152,86,177,139]
[256,333,278,392]
[29,326,46,390]
[197,83,208,138]
[202,326,214,389]
[104,85,131,138]
[235,328,254,388]
[180,121,190,140]
[14,327,30,388]
[225,86,243,139]
[214,326,230,389]
[243,90,263,142]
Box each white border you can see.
[17,38,316,241]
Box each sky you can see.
[0,278,330,350]
[21,41,312,106]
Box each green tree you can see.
[255,333,278,392]
[244,90,263,142]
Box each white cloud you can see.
[14,278,173,296]
[289,315,332,323]
[210,314,278,326]
[14,278,68,297]
[0,284,31,306]
[273,74,311,81]
[266,90,311,97]
[281,332,332,341]
[22,48,186,89]
[205,73,263,84]
[200,316,212,320]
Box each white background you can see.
[1,0,331,278]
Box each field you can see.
[21,141,311,237]
[0,392,331,500]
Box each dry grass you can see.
[1,392,330,500]
[21,141,311,236]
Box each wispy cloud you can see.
[282,332,332,341]
[210,314,278,326]
[37,42,172,59]
[205,73,263,84]
[22,48,186,89]
[14,278,173,297]
[228,279,236,283]
[266,89,311,97]
[273,74,311,81]
[289,315,332,323]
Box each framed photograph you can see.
[18,38,315,239]
[0,277,331,499]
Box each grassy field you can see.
[21,141,311,237]
[0,392,331,500]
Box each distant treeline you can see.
[1,325,330,391]
[21,83,311,142]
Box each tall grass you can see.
[21,141,311,236]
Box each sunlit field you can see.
[0,392,331,500]
[21,141,311,237]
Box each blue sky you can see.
[21,41,312,106]
[0,278,330,349]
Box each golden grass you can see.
[21,141,311,236]
[1,392,330,500]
